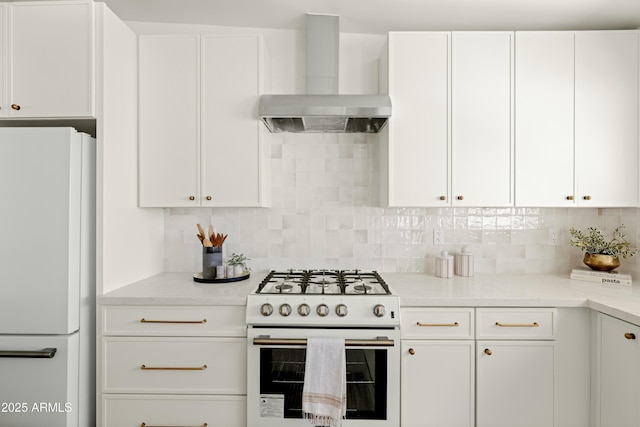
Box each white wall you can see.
[128,21,640,277]
[96,8,164,295]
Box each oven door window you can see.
[259,347,388,420]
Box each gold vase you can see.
[583,253,620,271]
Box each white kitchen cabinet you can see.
[380,32,450,207]
[138,35,199,207]
[380,31,513,207]
[595,312,640,427]
[400,308,475,427]
[0,1,94,118]
[575,31,639,207]
[138,34,270,207]
[515,32,575,207]
[516,30,639,207]
[451,32,513,207]
[475,308,556,427]
[100,305,247,427]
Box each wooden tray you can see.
[193,271,250,283]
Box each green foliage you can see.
[227,252,251,270]
[569,225,638,259]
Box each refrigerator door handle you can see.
[0,347,57,358]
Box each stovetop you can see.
[254,269,392,296]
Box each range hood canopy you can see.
[259,14,391,133]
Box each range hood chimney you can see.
[259,14,391,133]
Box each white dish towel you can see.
[302,337,347,427]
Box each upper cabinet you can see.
[575,31,639,207]
[383,29,639,208]
[516,31,639,207]
[451,32,514,207]
[379,32,450,207]
[138,34,270,208]
[380,31,514,207]
[515,32,575,207]
[0,1,94,118]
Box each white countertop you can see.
[99,271,640,325]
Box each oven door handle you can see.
[252,337,394,347]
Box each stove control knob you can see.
[298,303,310,316]
[317,304,329,317]
[279,303,292,317]
[373,304,386,318]
[260,303,273,317]
[336,304,348,317]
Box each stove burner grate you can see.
[256,269,391,295]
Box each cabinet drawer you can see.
[401,308,474,339]
[102,305,246,337]
[102,337,246,394]
[476,308,556,339]
[103,394,246,427]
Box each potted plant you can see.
[227,253,250,277]
[569,225,638,271]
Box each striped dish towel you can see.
[302,337,346,427]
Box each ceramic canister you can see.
[435,250,454,278]
[455,246,474,277]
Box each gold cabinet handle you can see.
[140,364,207,371]
[408,348,416,355]
[566,195,574,200]
[188,196,195,201]
[495,322,539,327]
[625,333,636,340]
[417,322,459,327]
[583,195,592,200]
[484,348,492,355]
[205,196,212,200]
[11,103,20,110]
[439,196,446,201]
[140,318,207,324]
[141,423,207,427]
[457,195,464,200]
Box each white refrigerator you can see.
[0,127,95,426]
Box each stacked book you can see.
[570,267,632,286]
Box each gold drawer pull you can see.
[484,348,492,356]
[408,348,416,355]
[417,322,459,327]
[495,322,539,327]
[625,333,636,340]
[141,423,207,427]
[140,318,207,324]
[140,364,207,371]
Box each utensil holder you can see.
[203,246,223,279]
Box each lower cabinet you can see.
[401,307,557,427]
[476,340,555,427]
[595,312,640,427]
[100,305,247,427]
[401,308,475,427]
[103,395,246,427]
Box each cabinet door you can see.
[384,32,449,207]
[515,32,575,206]
[9,1,94,117]
[138,35,200,207]
[201,35,265,207]
[452,32,513,206]
[596,313,640,427]
[575,31,639,206]
[476,341,555,427]
[401,340,474,427]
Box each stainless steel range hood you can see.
[259,14,391,133]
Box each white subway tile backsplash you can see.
[163,133,640,276]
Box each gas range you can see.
[246,269,400,328]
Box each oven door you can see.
[247,327,400,427]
